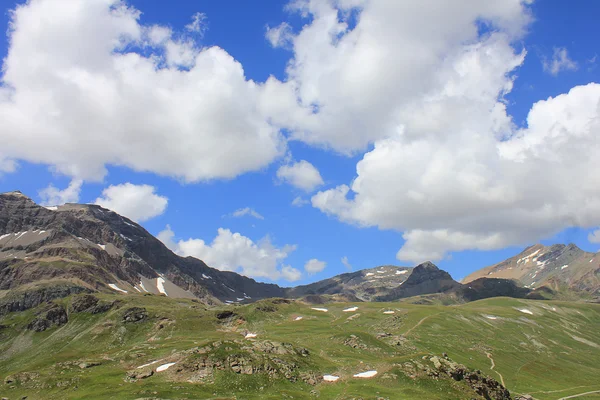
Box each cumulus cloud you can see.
[159,226,299,282]
[257,1,600,263]
[0,0,286,182]
[265,22,294,49]
[589,229,600,244]
[277,160,324,192]
[39,179,83,206]
[304,258,326,274]
[341,256,352,270]
[230,207,264,220]
[265,0,532,153]
[95,183,168,222]
[543,47,578,76]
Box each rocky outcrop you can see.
[402,354,512,400]
[0,284,90,315]
[122,307,148,323]
[27,304,68,332]
[71,294,116,314]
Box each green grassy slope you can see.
[1,294,599,400]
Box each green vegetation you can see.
[1,295,599,399]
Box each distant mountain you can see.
[0,191,285,313]
[463,244,600,296]
[287,265,412,301]
[374,261,463,301]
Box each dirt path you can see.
[485,352,506,388]
[558,390,600,399]
[403,313,439,336]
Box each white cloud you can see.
[304,258,326,274]
[291,196,310,207]
[543,47,578,76]
[277,160,324,192]
[39,179,83,205]
[341,256,352,270]
[265,0,532,153]
[589,229,600,244]
[0,157,17,174]
[230,207,264,220]
[95,183,168,222]
[186,12,208,36]
[159,226,298,282]
[265,22,294,49]
[0,0,286,182]
[281,265,302,282]
[313,82,600,263]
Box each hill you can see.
[0,293,599,399]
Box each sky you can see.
[0,0,599,286]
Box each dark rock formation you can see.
[27,304,68,332]
[122,307,147,323]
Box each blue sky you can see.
[0,0,599,285]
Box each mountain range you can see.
[1,191,599,314]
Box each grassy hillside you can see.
[1,294,599,399]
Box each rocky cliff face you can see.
[0,191,285,309]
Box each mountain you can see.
[0,191,285,312]
[463,243,600,296]
[375,261,463,301]
[287,265,412,301]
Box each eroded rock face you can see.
[27,304,68,332]
[71,294,116,314]
[0,285,90,315]
[122,307,147,323]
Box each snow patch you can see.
[202,274,212,279]
[323,375,339,382]
[353,370,377,378]
[311,307,328,312]
[383,311,395,315]
[517,249,541,263]
[137,360,159,369]
[396,270,408,275]
[108,283,127,293]
[156,363,176,372]
[245,333,257,339]
[518,308,533,315]
[343,307,358,312]
[485,315,498,320]
[97,244,106,251]
[156,277,168,296]
[561,264,569,270]
[45,206,58,211]
[123,220,136,228]
[294,316,303,321]
[0,233,11,241]
[120,234,133,241]
[377,270,386,274]
[139,281,149,293]
[365,272,374,277]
